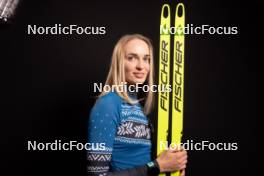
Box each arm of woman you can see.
[87,96,118,175]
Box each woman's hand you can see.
[156,147,187,173]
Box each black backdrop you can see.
[1,0,256,176]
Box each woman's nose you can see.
[136,59,144,70]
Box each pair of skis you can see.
[157,3,185,176]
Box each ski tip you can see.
[176,3,185,18]
[161,4,170,19]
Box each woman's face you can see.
[124,39,150,85]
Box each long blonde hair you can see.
[99,34,154,115]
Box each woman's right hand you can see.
[156,147,187,173]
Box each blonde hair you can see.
[99,34,154,115]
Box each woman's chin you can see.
[127,81,144,85]
[134,78,146,84]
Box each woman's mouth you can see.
[133,72,145,79]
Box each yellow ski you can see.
[171,3,185,176]
[157,4,171,176]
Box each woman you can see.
[87,34,187,176]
